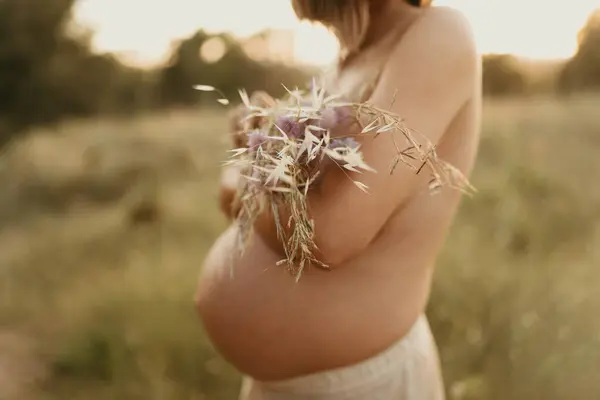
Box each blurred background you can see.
[0,0,599,399]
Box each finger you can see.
[221,165,241,190]
[219,186,240,220]
[219,166,243,219]
[232,130,247,148]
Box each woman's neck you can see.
[363,1,421,50]
[338,1,421,71]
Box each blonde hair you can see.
[292,1,432,58]
[291,0,371,58]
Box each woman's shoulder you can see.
[375,5,480,115]
[385,6,478,73]
[417,6,476,46]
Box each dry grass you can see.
[0,95,599,399]
[216,85,471,277]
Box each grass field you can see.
[1,95,599,400]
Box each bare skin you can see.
[196,3,481,381]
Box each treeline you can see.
[157,31,315,107]
[0,0,312,146]
[0,0,154,140]
[483,9,600,97]
[1,1,599,144]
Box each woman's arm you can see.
[218,92,277,220]
[254,7,479,266]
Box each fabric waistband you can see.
[254,315,432,395]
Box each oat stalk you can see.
[196,81,475,280]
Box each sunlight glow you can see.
[74,0,598,67]
[200,37,227,64]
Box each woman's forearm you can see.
[254,189,335,266]
[253,198,287,256]
[253,168,330,261]
[252,130,358,262]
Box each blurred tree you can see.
[558,9,600,94]
[0,0,76,134]
[0,4,317,147]
[157,30,312,107]
[0,0,154,146]
[518,59,565,96]
[482,54,526,97]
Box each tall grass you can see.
[0,96,599,399]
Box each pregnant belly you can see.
[195,225,430,380]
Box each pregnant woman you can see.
[196,0,481,398]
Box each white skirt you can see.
[239,315,445,400]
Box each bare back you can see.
[196,6,481,381]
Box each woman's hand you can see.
[227,91,277,148]
[220,91,277,219]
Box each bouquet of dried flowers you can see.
[195,80,474,280]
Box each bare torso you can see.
[196,6,481,381]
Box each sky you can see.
[73,0,598,67]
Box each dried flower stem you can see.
[199,83,474,279]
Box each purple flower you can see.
[247,129,267,149]
[318,108,338,131]
[335,106,354,124]
[317,106,355,131]
[330,137,360,150]
[275,115,305,139]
